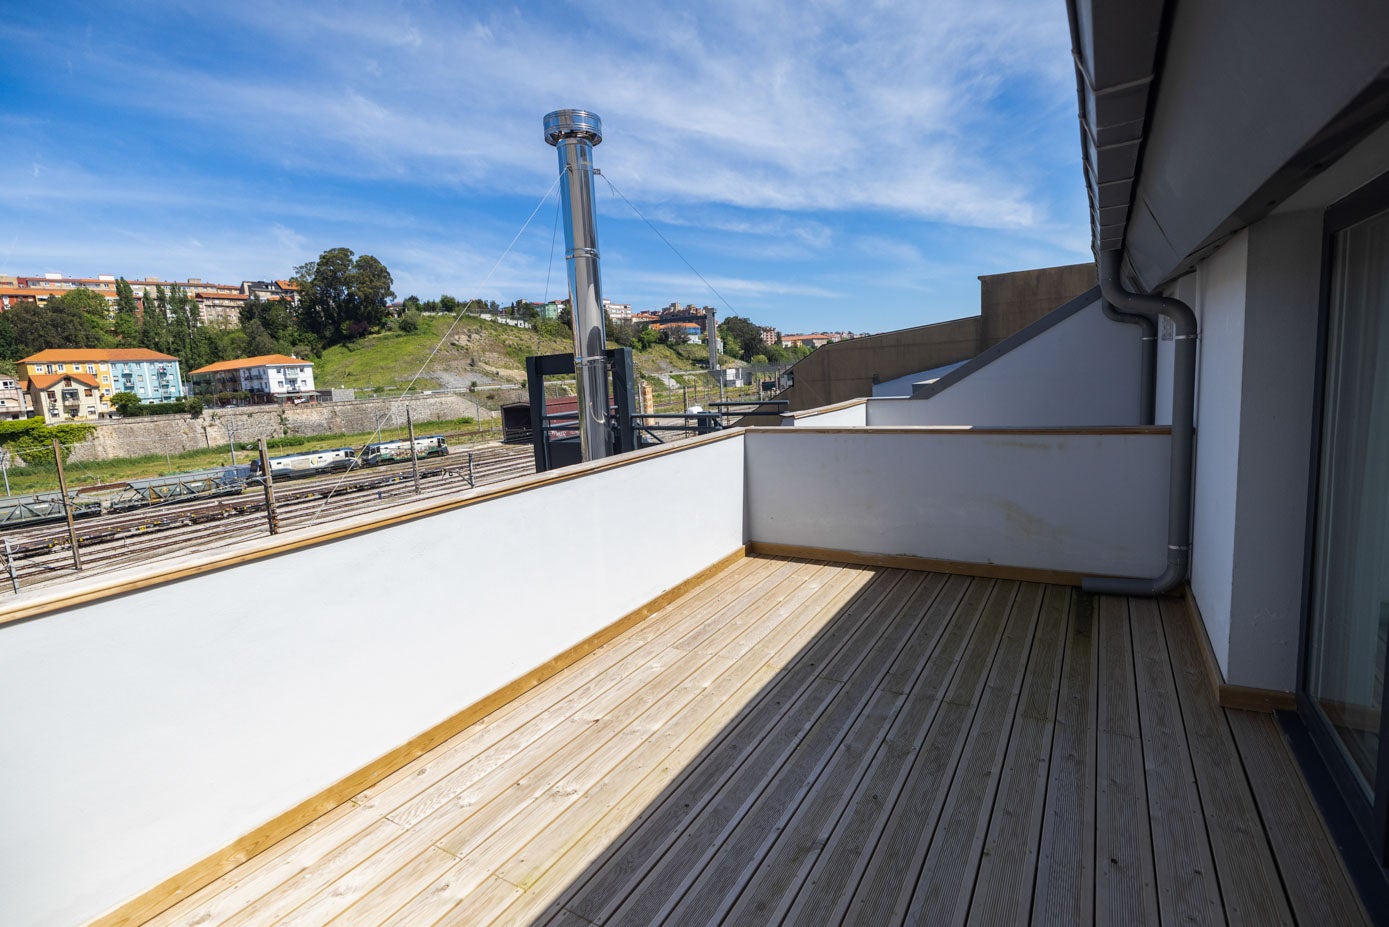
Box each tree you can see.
[294,247,395,344]
[166,285,199,368]
[140,286,169,353]
[3,293,111,359]
[113,279,141,345]
[718,315,763,362]
[109,391,142,416]
[241,319,279,356]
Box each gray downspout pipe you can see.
[1083,249,1198,596]
[1100,299,1156,426]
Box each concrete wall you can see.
[978,263,1097,347]
[746,429,1169,578]
[0,434,746,927]
[763,262,1097,418]
[864,299,1142,427]
[65,393,496,462]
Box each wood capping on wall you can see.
[85,546,748,927]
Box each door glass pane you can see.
[1309,207,1389,791]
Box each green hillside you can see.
[314,314,747,408]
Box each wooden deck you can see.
[147,556,1366,926]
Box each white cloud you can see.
[40,0,1074,228]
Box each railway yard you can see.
[0,440,535,597]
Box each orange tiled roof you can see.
[274,280,300,290]
[29,372,101,390]
[19,349,179,363]
[189,354,308,375]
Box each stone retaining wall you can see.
[67,394,505,462]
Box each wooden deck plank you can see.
[670,573,953,925]
[1226,708,1369,927]
[1031,588,1097,926]
[427,565,877,927]
[967,584,1072,926]
[901,582,1046,927]
[1158,598,1292,926]
[551,567,912,926]
[1094,595,1158,927]
[776,572,980,926]
[838,579,1017,926]
[719,572,971,925]
[489,565,894,927]
[1128,596,1224,927]
[602,571,934,927]
[380,563,875,927]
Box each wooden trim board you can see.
[84,546,748,927]
[1181,584,1296,712]
[778,397,869,420]
[746,541,1096,587]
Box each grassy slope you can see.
[314,314,745,397]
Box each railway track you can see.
[0,443,535,598]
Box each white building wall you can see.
[1226,211,1323,690]
[1188,232,1249,678]
[865,300,1144,427]
[1178,126,1383,691]
[0,435,746,927]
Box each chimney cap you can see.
[544,109,602,146]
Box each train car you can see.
[108,466,252,513]
[249,447,359,481]
[361,435,448,466]
[500,402,533,444]
[0,491,103,527]
[501,397,579,444]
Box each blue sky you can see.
[1,0,1090,334]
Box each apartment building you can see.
[188,354,315,403]
[16,348,184,412]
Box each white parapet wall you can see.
[0,433,746,927]
[745,427,1170,578]
[779,398,868,427]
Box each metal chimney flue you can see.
[544,109,610,462]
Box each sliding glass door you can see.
[1306,185,1389,832]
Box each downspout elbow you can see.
[1085,250,1197,597]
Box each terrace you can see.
[0,419,1363,925]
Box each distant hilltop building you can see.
[0,274,299,326]
[602,300,633,323]
[780,332,858,349]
